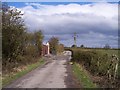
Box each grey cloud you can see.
[18,2,118,48]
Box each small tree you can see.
[34,30,44,56]
[104,44,111,49]
[71,44,77,48]
[49,37,59,55]
[57,44,64,53]
[80,44,84,48]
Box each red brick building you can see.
[41,42,50,56]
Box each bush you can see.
[24,45,38,57]
[72,50,97,69]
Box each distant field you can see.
[94,49,119,57]
[65,47,119,57]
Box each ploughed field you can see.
[67,48,120,88]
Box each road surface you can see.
[5,51,73,88]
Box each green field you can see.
[67,48,119,56]
[70,48,119,60]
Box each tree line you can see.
[2,3,64,73]
[71,44,112,49]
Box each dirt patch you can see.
[65,62,81,88]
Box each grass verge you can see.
[2,58,45,87]
[72,63,97,88]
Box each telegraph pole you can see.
[73,32,78,46]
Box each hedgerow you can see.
[71,49,119,83]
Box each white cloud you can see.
[17,2,118,48]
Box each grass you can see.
[2,58,45,87]
[95,49,119,57]
[66,47,119,56]
[72,63,97,88]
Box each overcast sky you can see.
[8,2,118,48]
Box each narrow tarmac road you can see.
[5,51,73,88]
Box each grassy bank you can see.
[2,58,45,87]
[72,63,97,88]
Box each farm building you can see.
[41,42,50,56]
